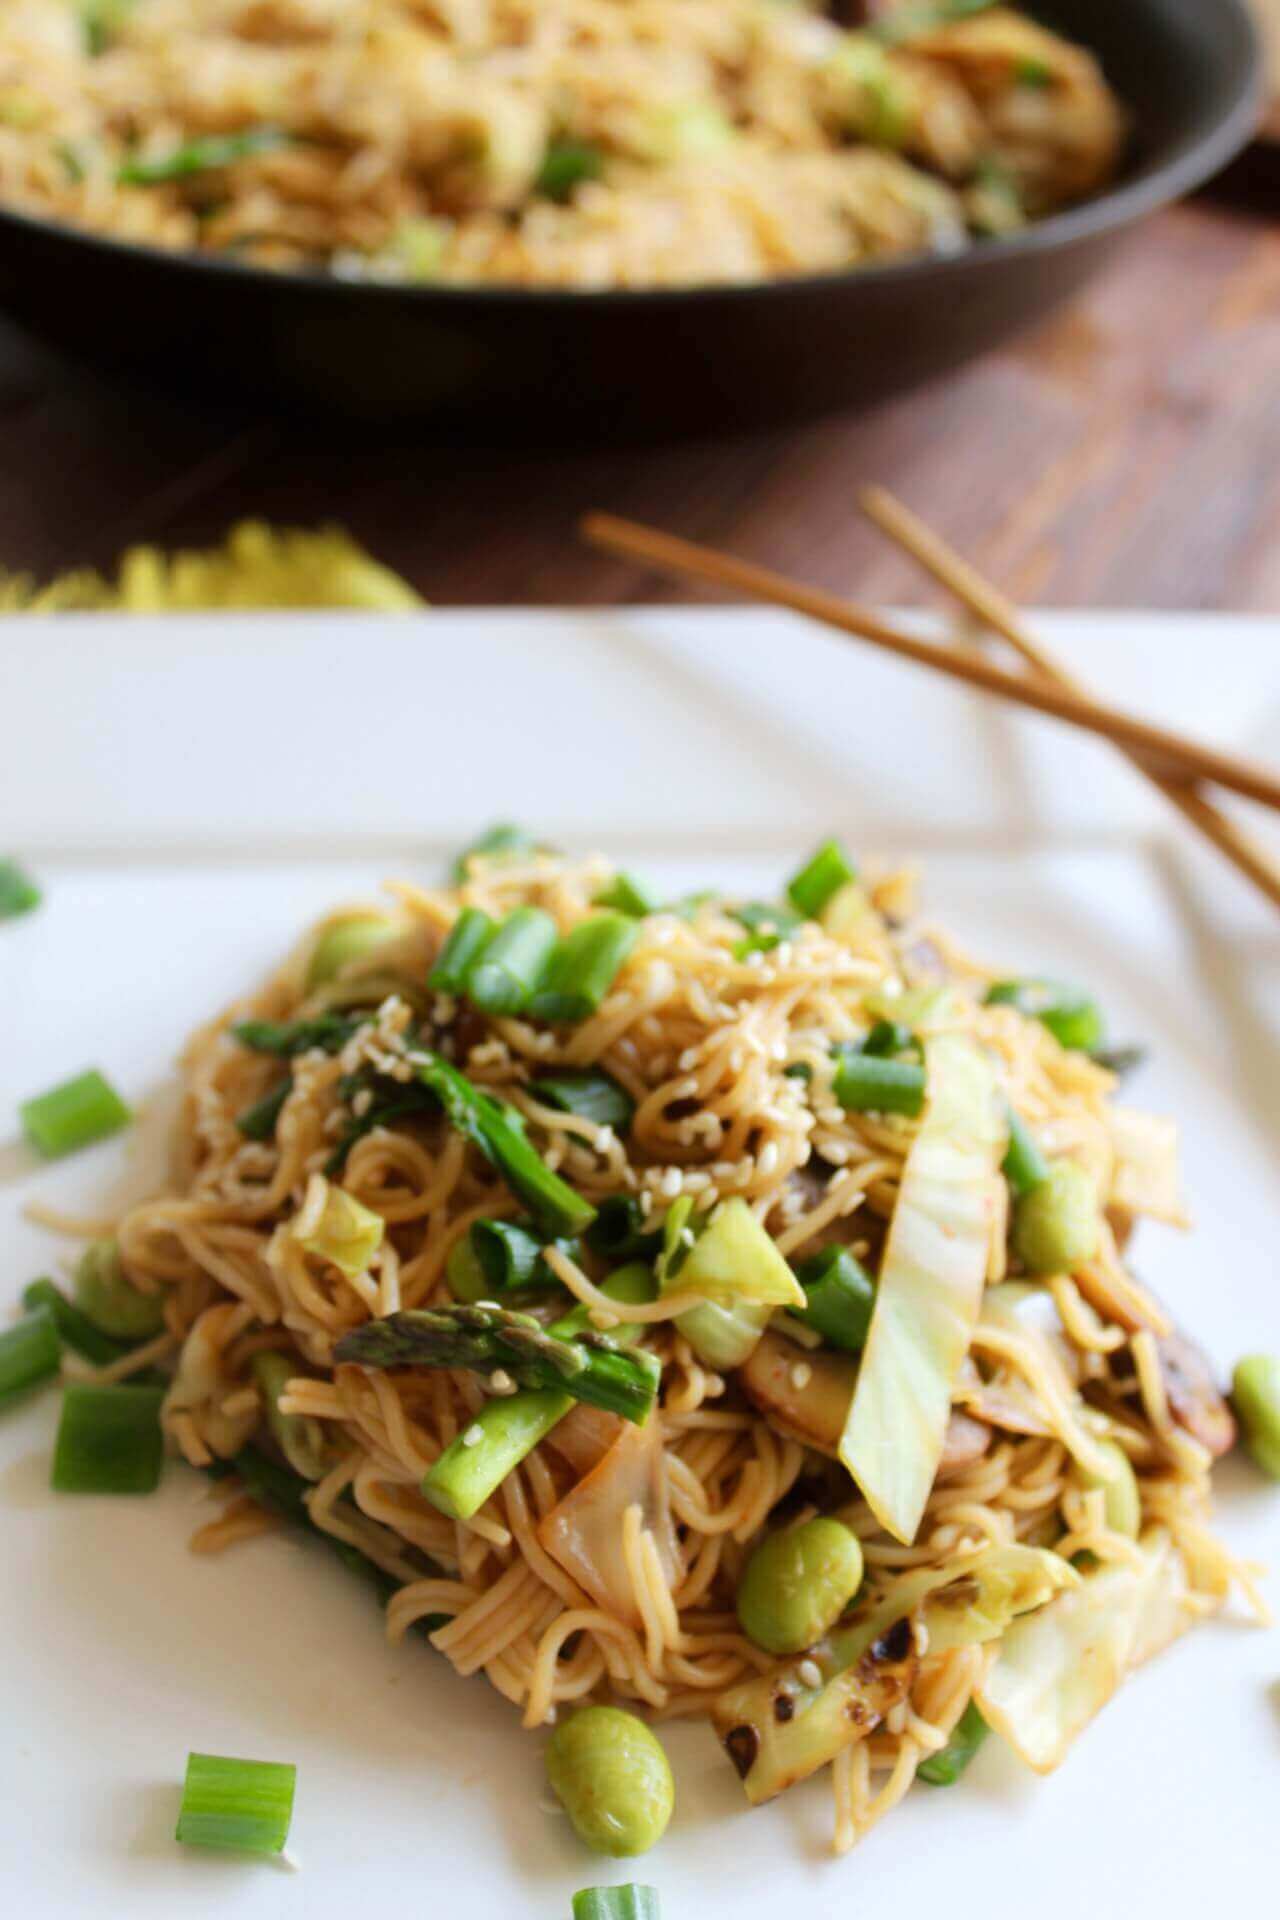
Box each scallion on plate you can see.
[0,1305,61,1412]
[0,856,41,920]
[51,1382,165,1494]
[175,1751,297,1855]
[529,914,639,1024]
[19,1068,131,1159]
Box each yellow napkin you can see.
[0,521,423,612]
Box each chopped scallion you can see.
[862,1019,917,1059]
[0,857,41,920]
[428,907,496,995]
[233,1013,359,1057]
[236,1077,291,1141]
[1002,1107,1049,1197]
[916,1702,989,1784]
[530,1068,634,1132]
[573,1889,661,1920]
[787,839,857,920]
[984,978,1105,1053]
[733,901,802,938]
[19,1068,131,1159]
[469,1218,578,1294]
[584,1195,659,1264]
[529,914,639,1024]
[536,137,605,202]
[0,1306,61,1412]
[51,1382,165,1493]
[175,1751,297,1856]
[451,822,536,882]
[118,127,287,186]
[22,1278,127,1366]
[791,1247,876,1353]
[831,1048,926,1116]
[594,872,660,917]
[466,906,559,1015]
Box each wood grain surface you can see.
[1,190,1277,613]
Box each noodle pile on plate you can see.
[66,838,1261,1854]
[0,0,1123,288]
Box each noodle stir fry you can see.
[69,835,1261,1854]
[0,1,1124,287]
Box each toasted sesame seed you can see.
[797,1659,823,1690]
[659,1167,683,1199]
[758,1141,780,1176]
[462,1424,484,1448]
[789,1362,812,1390]
[489,1370,516,1395]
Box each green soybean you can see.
[1011,1159,1099,1275]
[736,1516,864,1656]
[1232,1354,1280,1480]
[73,1241,166,1341]
[1073,1437,1141,1538]
[545,1706,674,1857]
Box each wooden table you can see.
[3,187,1278,613]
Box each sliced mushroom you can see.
[1155,1331,1236,1459]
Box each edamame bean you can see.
[1011,1159,1099,1275]
[1074,1437,1141,1538]
[73,1240,166,1341]
[1232,1355,1280,1480]
[736,1516,864,1656]
[545,1706,674,1857]
[306,914,396,988]
[250,1350,328,1481]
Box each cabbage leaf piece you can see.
[976,1528,1191,1772]
[839,1031,1006,1542]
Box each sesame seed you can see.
[462,1424,484,1449]
[680,1228,696,1249]
[678,1048,699,1072]
[797,1659,823,1690]
[659,1167,683,1199]
[639,1190,653,1218]
[758,1142,780,1176]
[789,1362,812,1390]
[489,1370,515,1395]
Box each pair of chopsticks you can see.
[582,500,1280,911]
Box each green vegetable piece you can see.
[1090,1043,1147,1081]
[306,914,396,989]
[529,914,640,1024]
[413,1051,596,1237]
[446,1233,489,1304]
[429,907,496,995]
[467,906,560,1014]
[20,1067,131,1159]
[531,1068,634,1133]
[548,1263,654,1341]
[1073,1436,1141,1538]
[335,1303,659,1424]
[451,823,536,882]
[52,1383,165,1493]
[0,1306,61,1412]
[1232,1354,1280,1480]
[585,1195,658,1264]
[594,873,660,917]
[787,839,857,920]
[832,1048,925,1116]
[862,1019,916,1059]
[466,1218,580,1296]
[0,857,40,919]
[251,1350,327,1482]
[917,1702,989,1784]
[736,1517,864,1655]
[293,1186,384,1278]
[545,1706,674,1858]
[118,127,287,187]
[21,1278,126,1366]
[1002,1107,1049,1198]
[985,978,1105,1053]
[1011,1159,1100,1275]
[733,901,803,938]
[536,138,605,202]
[233,1013,360,1057]
[674,1197,804,1309]
[573,1889,660,1920]
[871,0,998,44]
[236,1075,291,1141]
[792,1247,875,1353]
[175,1752,296,1856]
[423,1386,571,1521]
[73,1240,166,1340]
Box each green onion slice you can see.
[51,1382,165,1493]
[429,907,496,995]
[466,906,559,1015]
[530,1068,634,1133]
[529,914,639,1024]
[20,1068,131,1159]
[573,1889,661,1920]
[584,1195,659,1264]
[451,823,536,882]
[791,1247,876,1353]
[594,872,660,917]
[469,1218,579,1294]
[787,838,857,919]
[0,1306,61,1412]
[831,1048,926,1117]
[1002,1107,1049,1197]
[536,137,605,202]
[232,1014,360,1057]
[175,1751,297,1856]
[984,978,1105,1053]
[118,127,287,186]
[862,1019,918,1059]
[0,857,41,920]
[733,901,802,938]
[236,1078,291,1142]
[916,1701,989,1784]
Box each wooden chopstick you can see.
[858,486,1280,914]
[581,511,1280,816]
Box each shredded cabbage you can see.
[293,1184,385,1278]
[1107,1107,1187,1226]
[840,1031,1006,1542]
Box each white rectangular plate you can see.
[2,610,1278,1918]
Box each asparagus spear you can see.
[422,1266,656,1519]
[335,1304,659,1424]
[233,1014,363,1057]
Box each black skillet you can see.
[0,0,1260,437]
